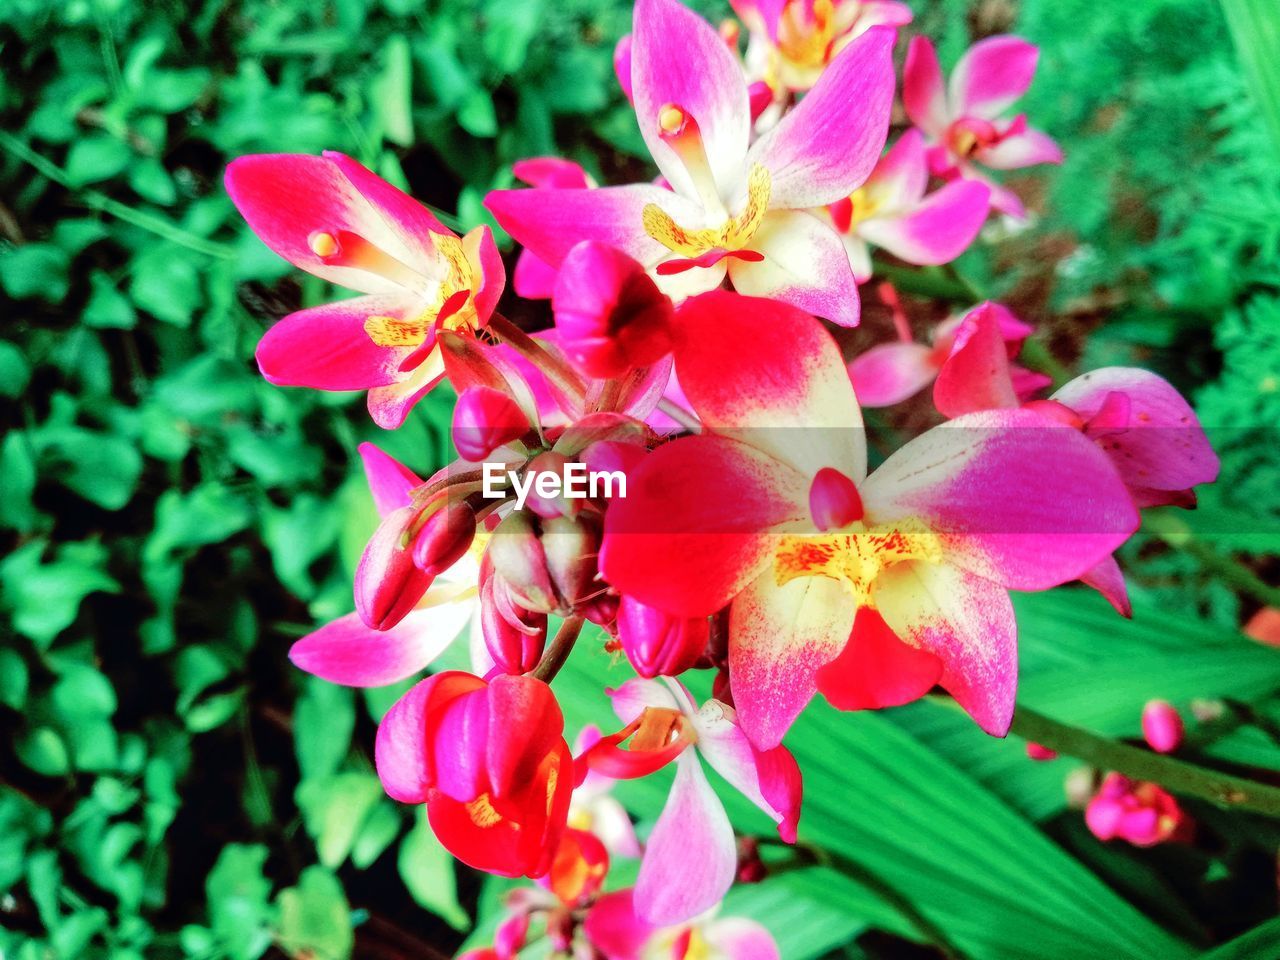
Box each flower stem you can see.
[486,314,587,403]
[656,397,701,434]
[532,615,584,684]
[1009,703,1280,817]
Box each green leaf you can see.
[457,87,497,137]
[0,340,32,398]
[16,727,71,777]
[206,844,275,960]
[296,772,383,869]
[398,807,469,930]
[63,135,132,187]
[275,867,354,960]
[129,245,203,326]
[35,425,143,510]
[1199,916,1280,959]
[0,649,29,709]
[373,35,413,146]
[83,270,138,329]
[350,801,402,869]
[0,540,120,647]
[294,677,355,782]
[0,243,70,301]
[0,432,38,533]
[1220,0,1280,162]
[482,0,544,74]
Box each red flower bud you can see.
[541,514,602,609]
[355,505,435,630]
[808,467,864,532]
[481,571,548,675]
[453,385,531,462]
[616,595,709,678]
[412,500,477,575]
[552,241,674,379]
[1141,700,1184,754]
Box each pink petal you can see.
[255,295,417,390]
[485,675,567,798]
[859,179,991,266]
[584,889,656,960]
[949,36,1040,120]
[609,676,684,727]
[728,570,858,749]
[485,184,677,267]
[732,210,864,328]
[672,290,866,480]
[634,751,737,925]
[692,699,801,840]
[601,434,805,617]
[468,225,507,324]
[374,671,486,803]
[860,408,1140,590]
[703,919,781,960]
[631,0,750,200]
[358,442,422,516]
[816,606,944,711]
[513,249,560,299]
[863,129,930,210]
[289,605,468,687]
[932,301,1021,418]
[1051,367,1220,498]
[873,562,1017,736]
[512,157,593,189]
[746,27,896,208]
[1080,554,1132,618]
[355,505,437,629]
[903,37,949,137]
[225,153,436,295]
[978,127,1063,169]
[366,348,447,429]
[848,341,937,407]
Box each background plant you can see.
[2,0,1278,958]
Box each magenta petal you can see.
[703,919,781,960]
[512,157,593,190]
[874,562,1017,736]
[485,184,675,267]
[634,752,737,925]
[864,128,930,210]
[932,301,1021,418]
[255,295,415,390]
[289,606,466,687]
[1081,555,1132,617]
[979,127,1063,169]
[747,27,896,208]
[375,672,485,803]
[1052,367,1220,497]
[632,0,749,199]
[584,890,656,960]
[355,505,436,629]
[358,442,422,517]
[323,150,451,252]
[903,36,949,136]
[949,36,1040,120]
[513,249,560,299]
[693,699,800,839]
[860,179,991,267]
[848,342,937,407]
[861,408,1140,590]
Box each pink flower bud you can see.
[616,595,709,678]
[453,385,531,462]
[613,35,633,103]
[748,81,774,122]
[808,467,864,531]
[1141,700,1184,754]
[552,241,674,379]
[523,451,579,519]
[1085,772,1188,847]
[411,500,477,575]
[355,505,435,630]
[1025,742,1058,761]
[488,512,558,612]
[494,912,530,960]
[481,573,548,675]
[541,514,602,609]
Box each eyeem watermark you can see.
[482,462,627,511]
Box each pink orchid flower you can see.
[848,300,1046,407]
[225,152,505,428]
[903,36,1063,217]
[1085,773,1190,847]
[578,677,801,924]
[733,0,912,94]
[288,443,479,687]
[825,130,991,282]
[923,304,1220,615]
[511,158,597,299]
[602,291,1139,748]
[485,0,896,327]
[585,887,780,960]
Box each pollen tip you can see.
[308,230,339,258]
[657,103,688,137]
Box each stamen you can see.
[655,103,725,216]
[308,230,339,257]
[309,228,434,297]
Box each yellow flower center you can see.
[777,0,839,69]
[363,233,479,348]
[774,517,942,606]
[642,164,772,258]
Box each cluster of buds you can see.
[223,0,1221,947]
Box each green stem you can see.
[872,261,974,302]
[1143,510,1280,609]
[0,130,236,259]
[532,615,584,684]
[1010,703,1280,817]
[1017,337,1072,390]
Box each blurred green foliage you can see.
[1,0,1278,957]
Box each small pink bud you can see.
[453,386,531,462]
[523,451,581,520]
[552,241,674,380]
[488,512,557,612]
[1141,700,1184,754]
[355,506,435,630]
[808,467,864,532]
[1025,742,1058,761]
[494,912,530,960]
[411,500,477,575]
[481,574,548,675]
[540,514,601,609]
[617,595,709,678]
[747,81,774,122]
[613,35,633,103]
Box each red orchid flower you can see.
[375,671,574,878]
[578,677,801,924]
[486,0,896,327]
[602,291,1139,748]
[585,887,780,960]
[225,151,504,427]
[903,36,1062,217]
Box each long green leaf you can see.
[1220,0,1280,162]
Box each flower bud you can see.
[809,467,864,532]
[481,572,548,675]
[541,514,602,610]
[453,385,531,462]
[552,241,674,379]
[1084,773,1188,847]
[1024,742,1058,761]
[748,81,774,122]
[411,500,477,575]
[613,34,633,103]
[355,505,435,630]
[1141,700,1184,754]
[617,595,709,678]
[523,451,579,519]
[488,512,558,612]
